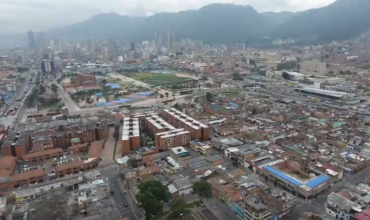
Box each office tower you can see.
[41,60,55,75]
[130,42,135,51]
[167,33,171,49]
[155,28,163,51]
[27,30,36,50]
[37,32,47,50]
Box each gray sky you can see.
[1,0,335,33]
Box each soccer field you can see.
[136,74,195,85]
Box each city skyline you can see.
[1,0,335,33]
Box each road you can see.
[0,73,33,126]
[108,175,144,220]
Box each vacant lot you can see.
[135,74,195,85]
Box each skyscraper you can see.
[27,30,36,50]
[155,28,163,51]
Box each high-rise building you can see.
[41,60,55,75]
[36,32,47,50]
[130,42,135,51]
[27,30,36,50]
[155,28,163,51]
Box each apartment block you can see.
[300,60,327,75]
[121,117,140,154]
[144,114,176,136]
[55,158,100,178]
[160,108,210,140]
[155,129,191,151]
[22,148,64,163]
[132,111,157,131]
[1,140,28,159]
[0,169,45,192]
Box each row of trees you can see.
[277,61,299,71]
[137,180,212,220]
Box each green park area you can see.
[134,74,195,85]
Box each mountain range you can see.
[2,0,370,47]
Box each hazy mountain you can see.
[273,0,370,43]
[3,0,370,47]
[261,11,296,25]
[53,4,272,44]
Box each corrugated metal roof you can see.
[264,166,302,186]
[305,175,329,188]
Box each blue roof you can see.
[305,175,329,188]
[264,166,302,186]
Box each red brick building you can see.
[155,129,191,151]
[0,169,45,192]
[22,148,64,163]
[160,108,210,141]
[121,117,140,154]
[55,158,100,178]
[74,74,97,87]
[144,114,176,136]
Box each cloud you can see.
[0,0,335,33]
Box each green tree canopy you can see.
[170,198,186,218]
[137,180,170,220]
[192,180,212,202]
[100,79,107,85]
[141,199,163,220]
[206,92,213,102]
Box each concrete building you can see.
[261,160,330,198]
[41,59,55,75]
[155,129,191,151]
[160,108,210,141]
[169,146,191,162]
[244,196,271,220]
[325,192,362,219]
[121,117,140,154]
[173,178,192,196]
[300,60,327,75]
[189,141,212,155]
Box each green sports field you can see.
[135,74,196,85]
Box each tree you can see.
[100,79,107,85]
[277,61,298,71]
[192,180,212,202]
[252,109,258,115]
[200,76,208,81]
[142,199,163,220]
[18,77,26,83]
[113,124,120,141]
[159,94,164,100]
[206,92,213,102]
[51,84,58,93]
[39,84,46,94]
[232,72,243,81]
[170,198,186,217]
[165,92,169,100]
[137,180,170,220]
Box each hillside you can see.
[273,0,370,43]
[53,4,272,44]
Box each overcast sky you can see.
[1,0,335,33]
